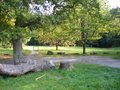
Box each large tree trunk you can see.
[0,59,55,76]
[12,39,23,65]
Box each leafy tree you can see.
[62,0,108,54]
[0,0,55,64]
[0,0,113,64]
[0,0,76,63]
[99,7,120,47]
[37,24,73,50]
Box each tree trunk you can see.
[56,43,58,50]
[81,17,86,54]
[83,41,86,54]
[82,32,86,54]
[12,39,23,65]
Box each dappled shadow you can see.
[0,54,12,59]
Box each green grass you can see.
[24,46,120,59]
[0,64,120,90]
[0,46,120,59]
[0,48,31,56]
[0,48,13,55]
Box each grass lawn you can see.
[25,46,120,59]
[0,47,30,60]
[0,46,120,60]
[0,64,120,90]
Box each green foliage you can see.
[98,33,120,47]
[34,0,109,49]
[0,0,57,43]
[37,24,74,47]
[26,37,47,46]
[97,7,120,48]
[0,0,119,50]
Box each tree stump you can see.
[59,62,73,71]
[57,52,65,55]
[103,52,109,54]
[90,52,97,55]
[47,51,54,55]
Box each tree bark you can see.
[83,41,86,54]
[82,32,86,54]
[59,61,73,71]
[81,17,86,54]
[12,39,23,65]
[0,59,55,76]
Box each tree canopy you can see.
[0,0,115,63]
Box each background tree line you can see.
[0,0,119,64]
[27,7,120,48]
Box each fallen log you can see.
[0,59,55,76]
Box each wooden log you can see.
[59,61,73,71]
[0,60,54,76]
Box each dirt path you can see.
[0,56,120,69]
[42,56,120,69]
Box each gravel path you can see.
[0,56,120,69]
[42,56,120,69]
